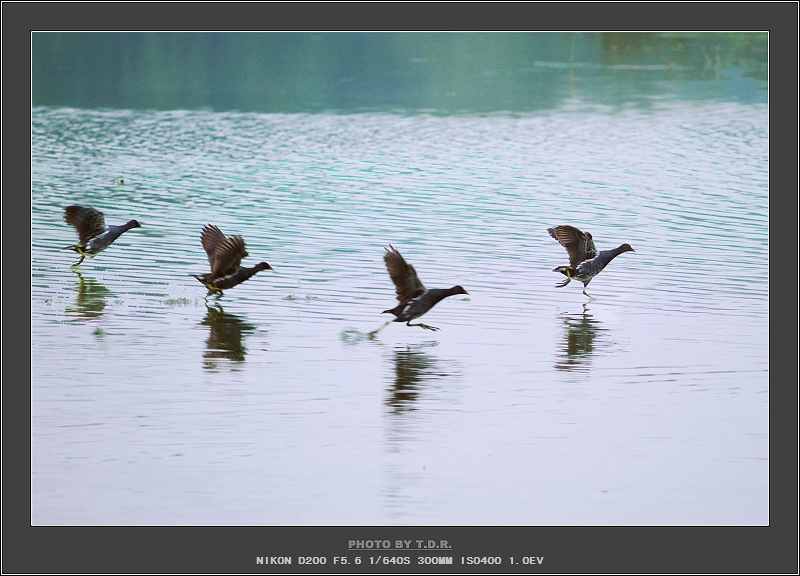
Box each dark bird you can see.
[548,225,635,299]
[192,224,274,297]
[64,205,142,266]
[370,245,468,335]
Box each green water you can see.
[33,32,767,113]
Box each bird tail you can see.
[382,304,402,317]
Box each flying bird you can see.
[548,225,635,299]
[192,224,274,297]
[64,205,142,266]
[370,245,468,336]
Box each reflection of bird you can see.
[555,304,601,372]
[200,303,257,366]
[371,245,468,335]
[64,205,142,266]
[548,225,635,299]
[192,224,274,297]
[66,273,112,320]
[387,346,436,412]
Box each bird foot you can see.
[409,322,440,331]
[555,279,570,288]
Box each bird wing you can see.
[65,205,106,245]
[211,235,248,278]
[548,225,597,268]
[384,245,426,302]
[200,224,228,265]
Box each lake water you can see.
[30,33,768,526]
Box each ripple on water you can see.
[31,102,768,525]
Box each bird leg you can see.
[203,283,224,300]
[553,266,572,288]
[407,321,440,331]
[582,286,596,300]
[555,277,571,288]
[204,289,224,301]
[66,245,87,266]
[368,320,393,338]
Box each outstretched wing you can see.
[65,205,106,245]
[200,224,227,265]
[200,224,248,277]
[548,225,597,268]
[211,235,248,278]
[384,245,426,303]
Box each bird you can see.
[63,205,142,266]
[192,224,274,297]
[370,245,469,336]
[548,225,635,299]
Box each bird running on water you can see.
[370,245,468,336]
[192,224,274,297]
[548,225,635,299]
[64,205,142,266]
